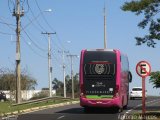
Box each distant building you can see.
[3,90,56,100]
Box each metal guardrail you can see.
[12,96,72,106]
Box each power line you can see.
[22,13,41,31]
[23,15,62,53]
[27,3,47,31]
[0,21,16,26]
[35,0,55,32]
[55,34,68,51]
[50,37,63,51]
[21,26,48,52]
[8,0,15,13]
[31,0,67,54]
[34,0,67,51]
[25,14,42,31]
[0,31,15,35]
[21,36,47,58]
[25,14,48,47]
[0,17,15,31]
[25,0,30,13]
[20,0,30,13]
[51,52,61,65]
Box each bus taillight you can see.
[114,85,119,98]
[80,85,86,97]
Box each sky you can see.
[0,0,160,95]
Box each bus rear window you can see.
[83,51,116,76]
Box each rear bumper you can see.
[80,97,122,108]
[130,94,142,98]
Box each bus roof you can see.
[86,49,117,52]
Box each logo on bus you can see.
[95,64,105,74]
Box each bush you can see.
[30,90,49,100]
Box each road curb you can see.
[1,100,79,119]
[121,98,160,120]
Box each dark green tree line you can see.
[52,73,79,97]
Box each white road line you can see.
[127,110,132,112]
[57,115,65,120]
[120,98,160,120]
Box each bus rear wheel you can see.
[123,105,127,109]
[84,107,91,113]
[113,107,123,113]
[118,107,123,113]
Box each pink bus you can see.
[79,49,132,112]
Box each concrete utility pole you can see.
[67,55,78,99]
[42,32,56,97]
[104,4,107,49]
[58,50,69,98]
[13,0,24,103]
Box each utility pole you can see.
[67,55,78,99]
[58,50,69,98]
[104,4,107,49]
[13,0,24,103]
[42,32,56,97]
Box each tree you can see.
[0,68,37,91]
[52,78,63,90]
[52,78,63,95]
[66,73,79,97]
[149,71,160,88]
[73,73,80,94]
[0,67,37,100]
[66,75,71,93]
[52,73,80,97]
[122,0,160,47]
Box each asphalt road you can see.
[12,96,160,120]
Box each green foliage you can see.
[52,78,64,96]
[52,73,79,97]
[149,71,160,88]
[52,78,63,90]
[30,90,49,100]
[122,0,160,47]
[0,99,74,115]
[0,68,37,91]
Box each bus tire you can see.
[123,105,127,109]
[114,107,123,113]
[119,107,123,113]
[84,107,90,113]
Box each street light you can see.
[44,9,52,12]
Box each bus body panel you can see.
[80,49,130,109]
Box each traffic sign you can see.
[136,61,151,78]
[136,60,151,120]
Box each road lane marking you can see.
[57,115,65,120]
[120,98,160,120]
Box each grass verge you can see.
[0,98,79,116]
